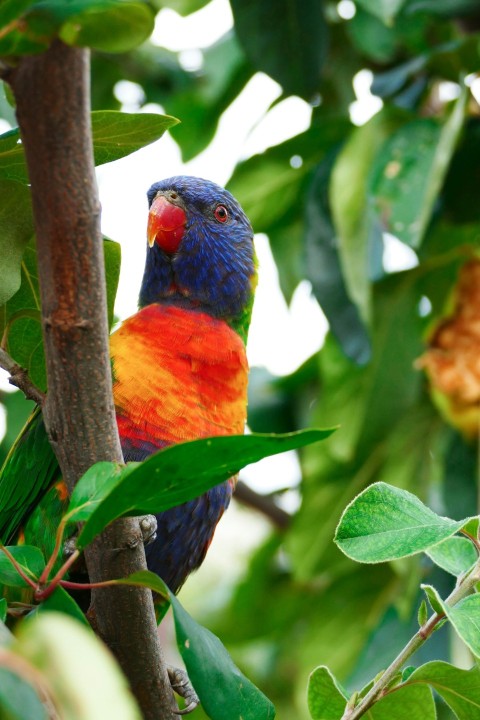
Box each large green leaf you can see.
[230,0,327,100]
[0,111,178,183]
[330,109,407,322]
[111,570,276,719]
[67,429,334,548]
[407,661,480,719]
[369,90,466,249]
[171,592,276,719]
[0,0,155,55]
[369,683,435,719]
[0,0,36,26]
[335,482,467,563]
[305,152,371,364]
[0,179,34,306]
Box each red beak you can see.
[147,195,187,253]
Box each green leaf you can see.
[58,1,155,52]
[370,683,435,718]
[0,112,178,183]
[355,0,406,24]
[0,179,34,306]
[103,238,121,329]
[0,599,6,623]
[230,0,327,100]
[170,592,276,720]
[113,570,275,718]
[307,666,347,720]
[334,482,467,563]
[417,599,428,627]
[305,153,371,365]
[0,546,44,588]
[0,668,46,720]
[420,584,444,615]
[91,111,179,166]
[36,586,89,627]
[439,594,480,658]
[427,536,477,576]
[0,0,36,26]
[15,612,142,719]
[0,237,121,391]
[407,661,480,719]
[68,429,334,549]
[369,89,467,250]
[330,109,406,322]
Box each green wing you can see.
[0,407,59,543]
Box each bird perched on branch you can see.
[0,176,257,594]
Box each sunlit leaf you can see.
[307,666,347,719]
[407,661,480,719]
[426,536,477,576]
[335,482,467,563]
[68,429,334,548]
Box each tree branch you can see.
[0,348,45,404]
[7,40,177,719]
[235,480,291,530]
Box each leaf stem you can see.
[36,549,80,601]
[38,518,69,585]
[341,559,480,719]
[0,545,38,591]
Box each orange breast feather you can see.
[110,304,249,451]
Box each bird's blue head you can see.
[139,176,257,341]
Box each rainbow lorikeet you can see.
[0,176,257,594]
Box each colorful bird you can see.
[0,176,257,594]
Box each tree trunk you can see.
[7,40,177,719]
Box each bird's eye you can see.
[214,204,229,223]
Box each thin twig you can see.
[235,480,291,529]
[0,347,45,404]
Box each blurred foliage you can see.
[2,0,480,717]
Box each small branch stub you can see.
[0,348,45,405]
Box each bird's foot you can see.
[168,666,200,715]
[138,514,157,546]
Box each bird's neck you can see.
[138,247,257,344]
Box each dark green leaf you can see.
[58,2,155,52]
[335,482,467,563]
[68,429,334,548]
[0,179,34,306]
[103,238,121,328]
[330,109,407,322]
[0,599,6,623]
[0,668,46,720]
[0,0,36,26]
[307,666,347,719]
[0,545,44,588]
[37,586,89,627]
[407,661,480,719]
[355,0,406,23]
[305,153,371,364]
[369,90,466,249]
[170,592,276,720]
[230,0,327,100]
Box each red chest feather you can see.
[110,304,248,450]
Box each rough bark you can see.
[7,40,177,719]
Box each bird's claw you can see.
[167,666,200,715]
[138,514,157,546]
